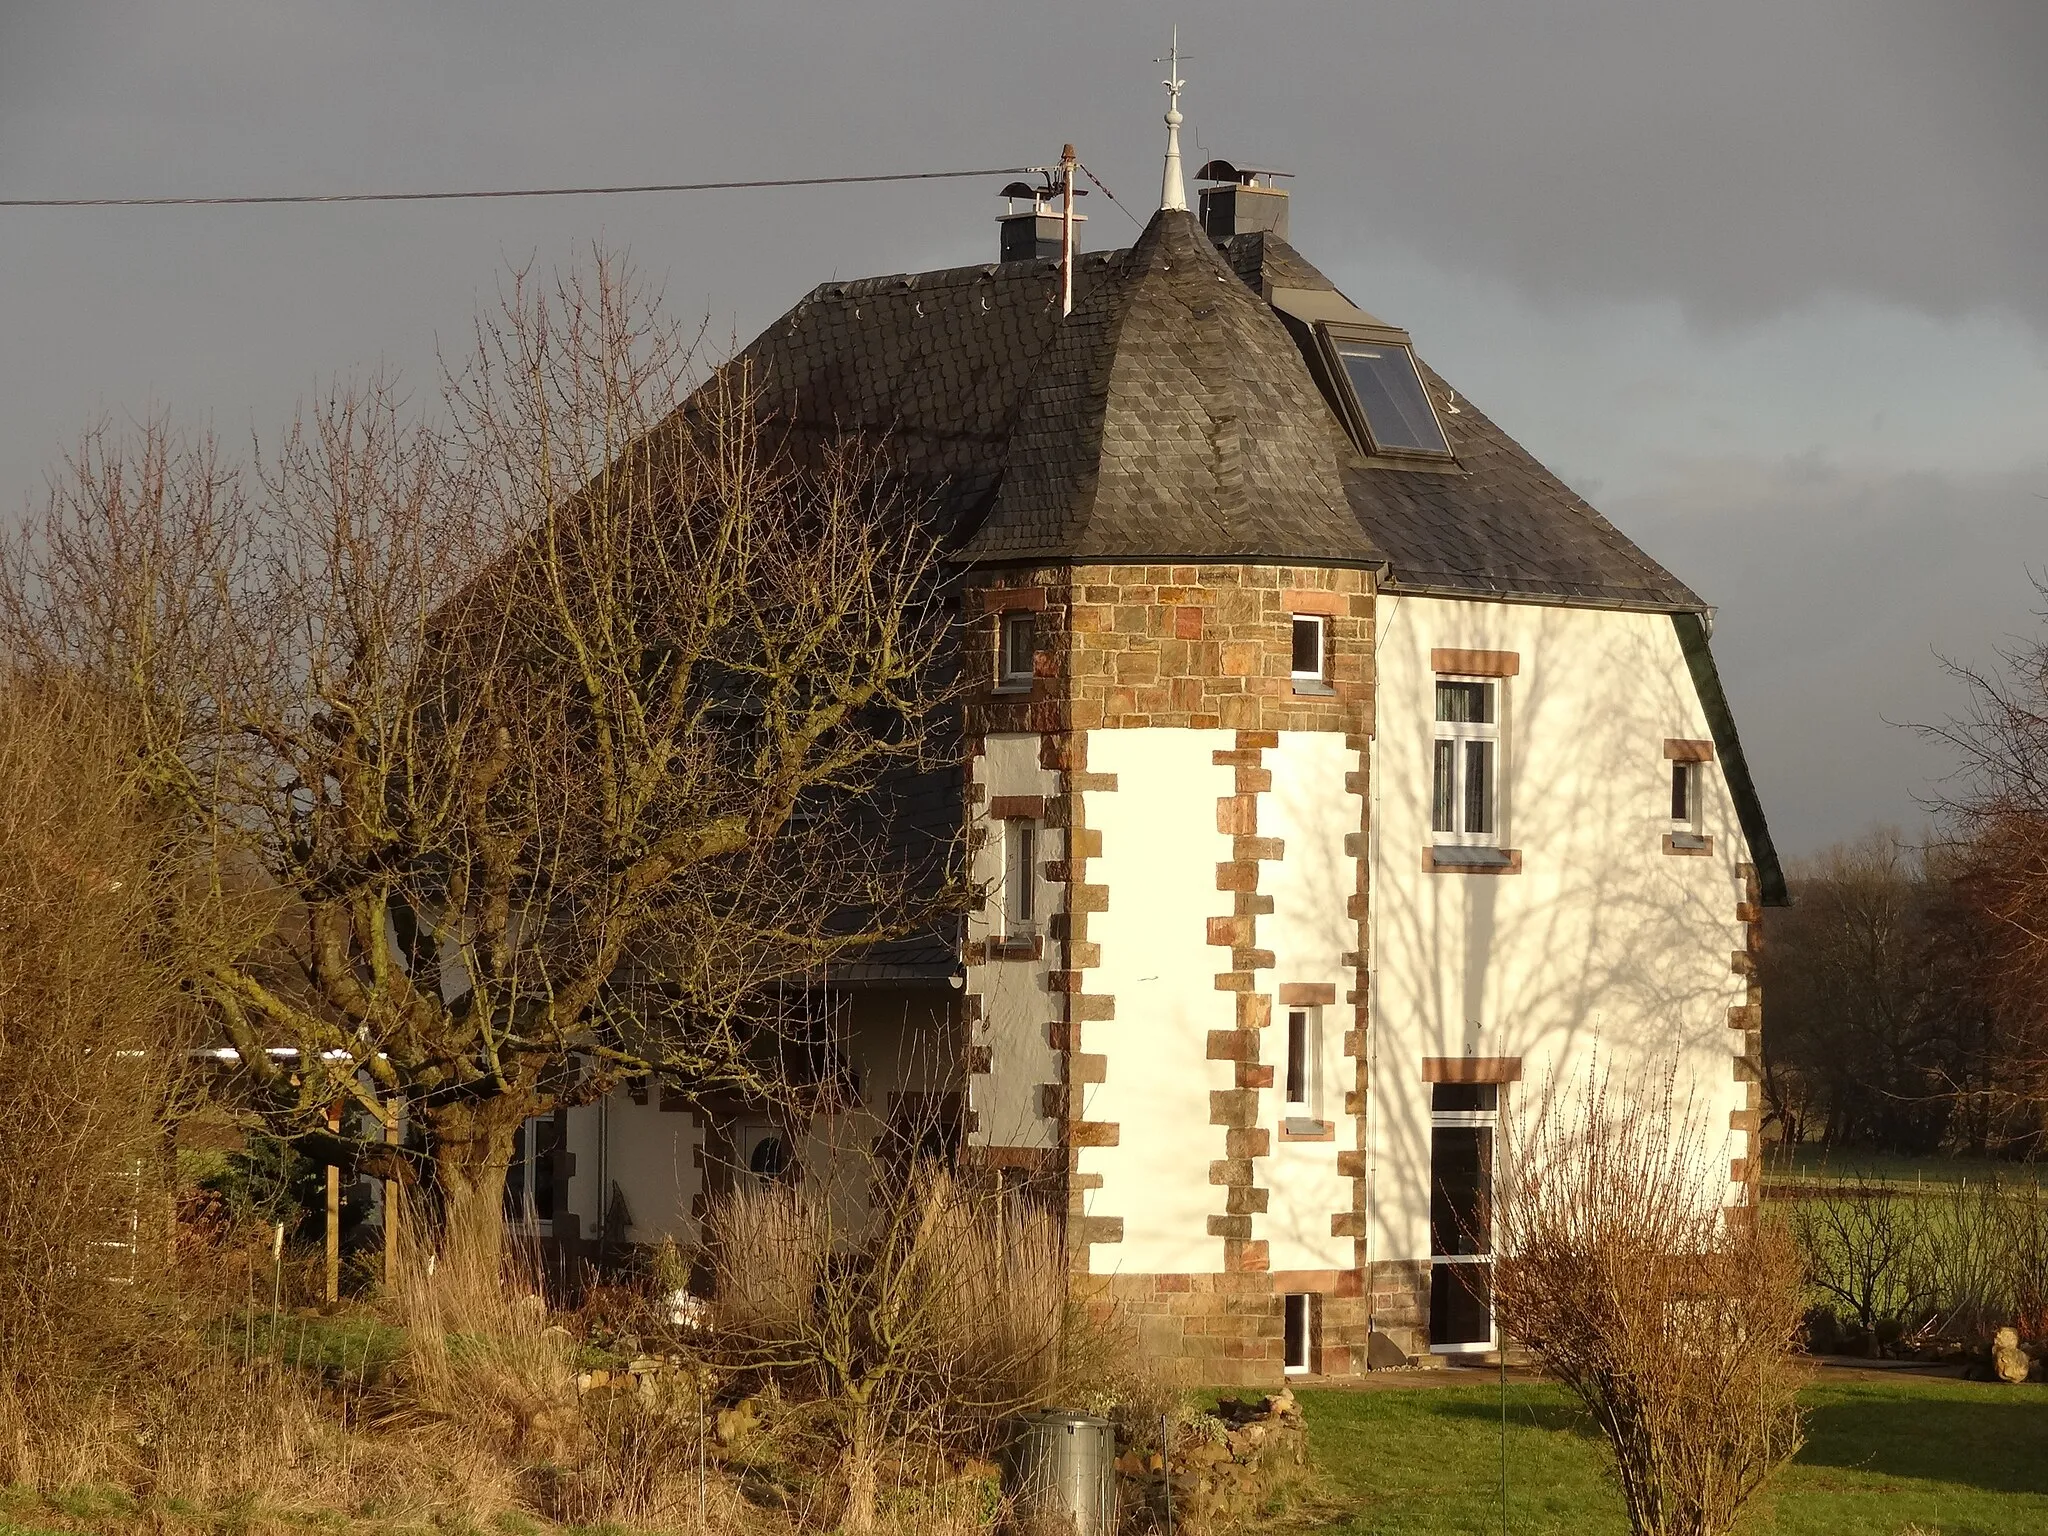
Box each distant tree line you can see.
[1763,595,2048,1160]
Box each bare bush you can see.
[1787,1174,1933,1345]
[1907,1174,2048,1347]
[707,1161,1072,1534]
[1493,1070,1808,1536]
[0,675,212,1424]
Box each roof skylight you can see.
[1330,337,1452,458]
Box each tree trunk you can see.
[838,1397,880,1536]
[418,1092,532,1278]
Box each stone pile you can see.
[1114,1388,1307,1532]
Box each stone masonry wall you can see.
[963,562,1377,1379]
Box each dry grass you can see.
[706,1166,1077,1534]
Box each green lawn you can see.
[1295,1377,2048,1536]
[1760,1146,2037,1190]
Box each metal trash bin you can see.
[999,1408,1116,1535]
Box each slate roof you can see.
[958,210,1376,564]
[731,207,1699,610]
[1222,232,1703,610]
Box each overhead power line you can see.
[1076,160,1145,230]
[0,164,1042,210]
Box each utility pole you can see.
[1059,143,1077,318]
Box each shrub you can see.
[1786,1174,1933,1347]
[1492,1069,1808,1536]
[706,1164,1074,1534]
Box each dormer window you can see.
[1317,323,1454,461]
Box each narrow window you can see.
[1669,760,1707,849]
[1432,677,1501,845]
[531,1117,556,1222]
[998,611,1036,689]
[1001,818,1037,939]
[1283,1292,1314,1375]
[1284,1007,1319,1120]
[1290,615,1326,685]
[503,1120,530,1222]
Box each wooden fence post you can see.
[324,1100,341,1304]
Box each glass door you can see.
[1429,1082,1498,1352]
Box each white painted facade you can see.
[543,590,1754,1365]
[1368,593,1752,1271]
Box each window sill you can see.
[1423,847,1521,875]
[983,935,1043,962]
[1280,1118,1335,1142]
[991,681,1034,697]
[1663,833,1713,857]
[1290,678,1336,697]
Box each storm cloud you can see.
[2,0,2043,853]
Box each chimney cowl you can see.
[996,177,1084,264]
[1196,159,1292,241]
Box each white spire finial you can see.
[1158,28,1187,212]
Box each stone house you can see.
[523,131,1785,1386]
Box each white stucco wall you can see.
[1080,728,1238,1274]
[964,732,1062,1152]
[1260,730,1362,1273]
[1368,594,1753,1268]
[560,1091,703,1246]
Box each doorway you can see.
[1428,1081,1497,1352]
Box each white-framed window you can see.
[503,1116,557,1230]
[1000,818,1037,940]
[1283,1006,1322,1124]
[997,611,1036,690]
[1290,614,1327,688]
[1670,759,1705,847]
[1432,677,1501,844]
[1429,1081,1499,1352]
[1283,1292,1315,1375]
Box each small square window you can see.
[1290,615,1326,684]
[1668,759,1708,850]
[998,612,1035,689]
[1671,760,1698,825]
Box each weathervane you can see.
[1157,28,1187,212]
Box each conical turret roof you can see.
[955,209,1378,565]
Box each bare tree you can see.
[2,253,959,1263]
[1491,1067,1807,1536]
[1915,592,2048,1151]
[1759,831,1979,1152]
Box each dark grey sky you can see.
[4,1,2045,856]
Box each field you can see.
[1760,1145,2036,1191]
[1294,1376,2048,1536]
